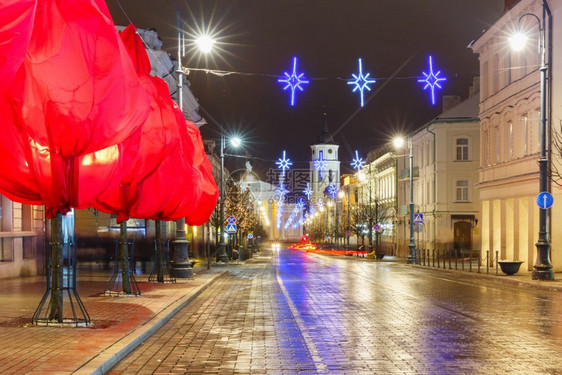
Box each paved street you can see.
[110,246,562,374]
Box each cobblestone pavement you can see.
[111,247,562,374]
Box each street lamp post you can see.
[216,135,242,263]
[217,135,229,263]
[394,137,416,264]
[510,1,554,280]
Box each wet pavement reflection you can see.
[112,246,562,374]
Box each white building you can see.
[395,93,481,257]
[469,0,562,272]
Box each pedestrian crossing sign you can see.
[414,213,424,223]
[226,224,237,233]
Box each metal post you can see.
[486,250,489,274]
[217,136,229,262]
[532,2,554,280]
[407,139,416,264]
[496,250,499,276]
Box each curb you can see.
[73,270,228,375]
[303,249,562,292]
[410,264,562,292]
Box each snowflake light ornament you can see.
[314,154,328,179]
[297,197,305,210]
[276,150,293,174]
[327,184,337,199]
[276,181,289,197]
[278,57,309,106]
[418,55,447,105]
[348,58,376,107]
[351,150,365,171]
[303,183,313,200]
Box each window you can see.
[495,127,500,162]
[505,51,511,87]
[456,138,469,161]
[508,123,513,159]
[456,180,469,202]
[493,54,499,94]
[523,115,528,155]
[483,130,489,166]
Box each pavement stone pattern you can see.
[110,249,562,374]
[0,265,225,374]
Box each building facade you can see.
[469,0,562,271]
[395,94,481,258]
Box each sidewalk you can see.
[300,248,562,292]
[0,262,233,374]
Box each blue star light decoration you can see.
[276,150,293,174]
[278,57,309,106]
[418,55,447,105]
[351,150,365,171]
[314,154,328,179]
[303,183,313,200]
[327,184,337,199]
[348,58,376,107]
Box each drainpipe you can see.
[426,125,436,252]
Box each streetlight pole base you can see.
[532,266,555,280]
[217,243,229,263]
[171,239,193,278]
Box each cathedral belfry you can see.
[309,112,340,204]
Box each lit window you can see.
[456,180,469,202]
[456,138,469,161]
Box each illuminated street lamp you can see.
[217,135,243,263]
[509,2,553,280]
[394,136,416,264]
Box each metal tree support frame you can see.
[104,227,141,296]
[32,213,90,327]
[149,220,176,283]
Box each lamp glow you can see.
[195,34,215,54]
[278,57,309,106]
[230,137,242,148]
[510,31,527,51]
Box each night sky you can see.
[106,0,505,177]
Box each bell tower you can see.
[309,112,340,204]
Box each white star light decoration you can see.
[303,183,313,200]
[351,150,365,171]
[348,58,376,107]
[278,57,309,106]
[276,150,293,174]
[418,55,447,105]
[297,198,305,210]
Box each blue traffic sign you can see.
[226,223,237,233]
[248,233,254,239]
[536,191,554,209]
[227,216,236,224]
[414,213,424,223]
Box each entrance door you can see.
[453,221,471,256]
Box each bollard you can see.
[432,249,435,267]
[495,251,499,276]
[486,250,489,275]
[448,250,452,269]
[423,249,426,266]
[437,250,440,268]
[477,251,481,273]
[461,252,465,271]
[469,253,472,272]
[454,250,458,270]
